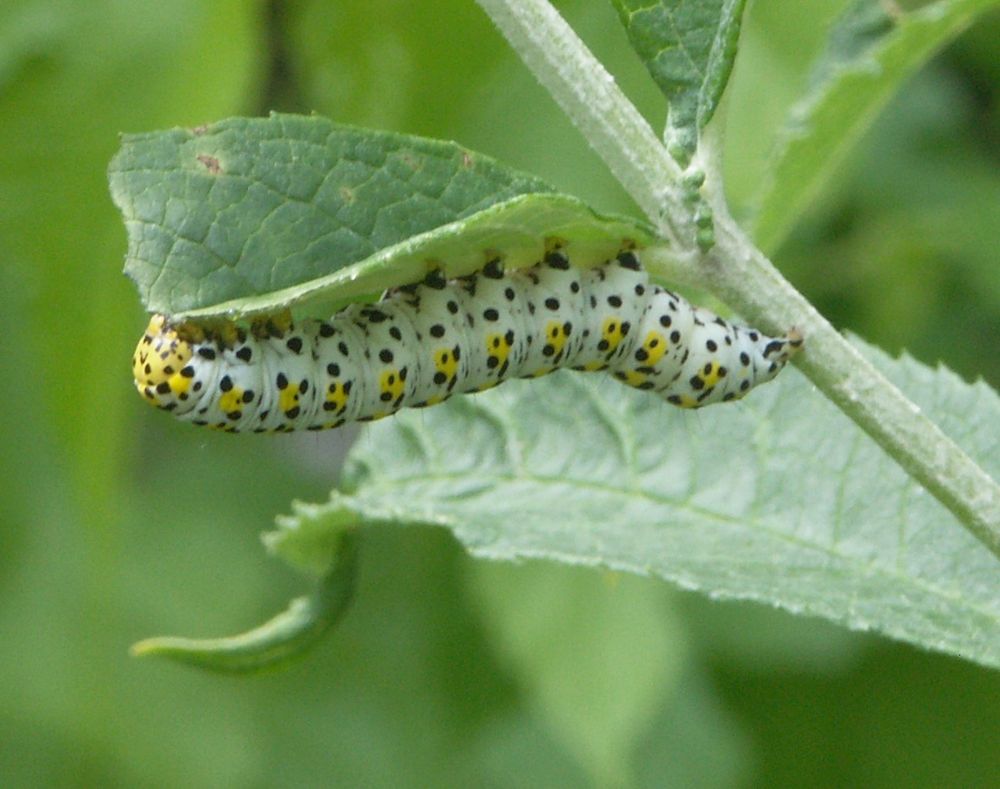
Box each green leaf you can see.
[751,0,1000,253]
[612,0,748,165]
[268,339,1000,668]
[132,520,358,674]
[109,113,654,320]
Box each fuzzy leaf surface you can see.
[269,340,1000,668]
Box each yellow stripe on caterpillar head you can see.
[132,315,198,411]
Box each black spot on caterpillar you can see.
[132,249,802,433]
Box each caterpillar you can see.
[132,248,802,433]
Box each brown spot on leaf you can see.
[196,154,222,174]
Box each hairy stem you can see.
[697,214,1000,557]
[477,0,1000,557]
[474,0,688,247]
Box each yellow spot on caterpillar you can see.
[623,370,647,387]
[434,347,458,382]
[640,331,667,366]
[326,381,350,414]
[219,385,245,415]
[380,368,404,402]
[485,332,512,370]
[600,316,625,353]
[700,361,724,389]
[546,321,568,355]
[279,385,296,413]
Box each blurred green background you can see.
[2,0,998,786]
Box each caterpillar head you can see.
[762,327,804,367]
[132,315,197,411]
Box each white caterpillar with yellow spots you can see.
[132,249,802,432]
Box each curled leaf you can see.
[131,529,358,673]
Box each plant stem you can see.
[696,213,1000,558]
[473,0,688,247]
[477,0,1000,558]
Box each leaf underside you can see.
[109,113,655,321]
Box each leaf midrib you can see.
[353,467,999,631]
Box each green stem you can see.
[474,0,690,248]
[477,0,1000,558]
[665,215,1000,558]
